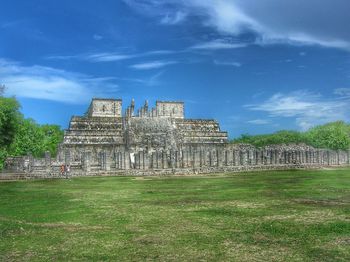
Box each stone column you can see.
[106,151,111,171]
[199,150,203,167]
[175,151,179,168]
[121,152,125,169]
[45,151,51,175]
[191,151,195,168]
[186,150,190,168]
[116,152,119,169]
[163,151,168,169]
[255,150,260,165]
[151,151,156,169]
[135,152,139,169]
[232,150,236,166]
[83,151,91,172]
[217,149,221,167]
[238,150,242,166]
[309,150,313,164]
[288,150,292,164]
[65,149,71,165]
[327,150,330,166]
[270,150,275,165]
[194,150,200,168]
[123,152,128,170]
[118,152,121,169]
[100,151,106,171]
[275,150,280,164]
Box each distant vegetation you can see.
[0,90,63,170]
[233,121,350,150]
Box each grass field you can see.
[0,169,350,261]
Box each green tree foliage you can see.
[8,119,64,158]
[232,121,350,150]
[0,95,63,169]
[234,130,307,148]
[9,118,46,157]
[305,121,350,150]
[41,124,64,157]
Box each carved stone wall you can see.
[156,101,184,119]
[87,98,122,118]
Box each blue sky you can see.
[1,0,350,138]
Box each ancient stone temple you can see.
[57,98,228,171]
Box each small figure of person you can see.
[66,164,71,179]
[60,164,65,177]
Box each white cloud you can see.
[246,90,350,130]
[0,59,119,104]
[247,119,271,125]
[130,60,177,70]
[214,60,241,67]
[191,39,247,50]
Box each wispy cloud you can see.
[84,53,136,62]
[93,34,103,41]
[130,60,177,70]
[246,90,350,130]
[214,60,241,67]
[45,49,180,63]
[334,88,350,98]
[161,11,187,25]
[191,39,247,50]
[247,119,271,125]
[0,59,119,104]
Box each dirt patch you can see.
[0,216,111,231]
[225,200,266,209]
[133,235,166,245]
[264,210,349,224]
[292,198,349,207]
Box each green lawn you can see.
[1,169,350,261]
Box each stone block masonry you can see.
[3,98,350,178]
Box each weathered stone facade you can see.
[59,98,228,164]
[2,98,350,179]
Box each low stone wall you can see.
[3,144,350,179]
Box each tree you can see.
[8,120,64,158]
[9,118,45,157]
[231,121,350,150]
[232,130,306,147]
[0,95,21,169]
[0,97,21,148]
[0,84,5,96]
[41,124,64,157]
[0,96,64,169]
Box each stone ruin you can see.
[2,98,350,178]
